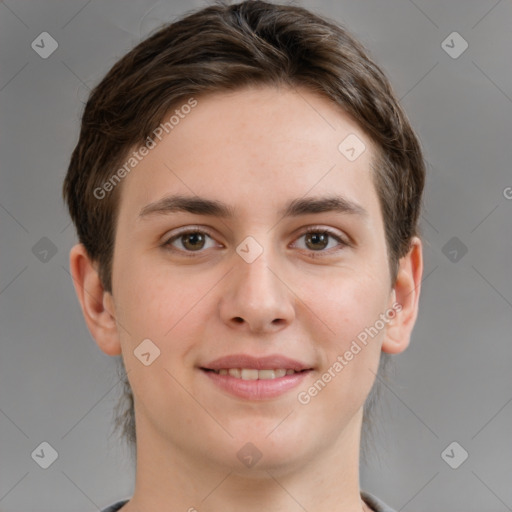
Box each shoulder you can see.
[100,494,392,512]
[99,499,130,512]
[361,490,398,512]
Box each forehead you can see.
[116,85,381,222]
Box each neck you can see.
[124,408,368,512]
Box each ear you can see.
[69,243,122,356]
[382,236,423,354]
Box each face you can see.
[104,85,400,472]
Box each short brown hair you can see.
[63,0,425,460]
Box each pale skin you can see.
[70,85,423,512]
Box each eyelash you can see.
[161,226,349,258]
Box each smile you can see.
[200,354,313,400]
[208,368,302,380]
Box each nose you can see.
[218,243,296,334]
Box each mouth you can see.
[202,368,307,379]
[200,354,313,400]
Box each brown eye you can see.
[294,227,348,255]
[163,229,216,254]
[181,232,207,251]
[304,232,329,251]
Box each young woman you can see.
[63,2,424,510]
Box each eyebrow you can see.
[138,194,368,220]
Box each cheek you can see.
[113,260,221,384]
[307,269,390,349]
[291,273,388,435]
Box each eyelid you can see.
[162,225,217,242]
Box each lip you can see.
[203,354,312,371]
[200,353,313,401]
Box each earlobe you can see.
[69,243,122,356]
[382,237,423,354]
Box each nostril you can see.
[234,317,244,323]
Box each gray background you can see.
[1,0,511,511]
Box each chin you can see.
[225,426,316,475]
